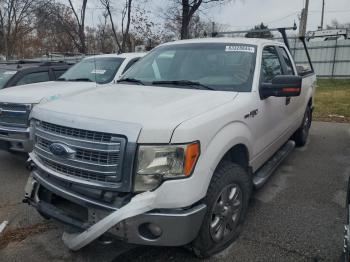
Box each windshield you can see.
[122,43,257,92]
[0,69,17,89]
[59,57,124,84]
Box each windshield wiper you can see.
[68,78,93,82]
[57,77,67,81]
[151,80,214,90]
[117,78,144,85]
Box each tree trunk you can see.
[121,0,132,52]
[180,0,190,39]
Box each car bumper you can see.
[24,171,207,247]
[0,125,32,152]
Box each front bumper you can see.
[24,171,207,247]
[0,125,32,152]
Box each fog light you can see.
[139,223,163,240]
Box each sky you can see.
[75,0,350,32]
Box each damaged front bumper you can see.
[24,171,207,250]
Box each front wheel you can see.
[292,105,312,147]
[191,162,252,258]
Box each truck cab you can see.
[24,37,316,257]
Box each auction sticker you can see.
[225,46,255,53]
[91,69,106,74]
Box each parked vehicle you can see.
[0,61,72,90]
[24,36,316,257]
[0,53,145,152]
[343,178,350,261]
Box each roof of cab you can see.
[84,52,147,60]
[159,37,283,47]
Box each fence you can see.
[289,38,350,78]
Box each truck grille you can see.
[0,103,31,127]
[41,121,112,142]
[33,120,126,185]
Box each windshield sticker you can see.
[91,69,106,74]
[3,71,16,75]
[225,46,255,53]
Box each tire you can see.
[191,162,252,258]
[292,105,312,147]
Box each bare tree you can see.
[100,0,133,53]
[67,0,88,54]
[0,0,36,59]
[178,0,232,39]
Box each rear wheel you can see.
[292,105,312,147]
[191,162,252,258]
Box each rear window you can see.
[0,69,17,89]
[16,71,50,86]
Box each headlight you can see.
[134,142,200,192]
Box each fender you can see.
[157,121,253,208]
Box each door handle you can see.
[285,97,291,105]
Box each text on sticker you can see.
[225,46,255,53]
[91,69,106,74]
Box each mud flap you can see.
[62,191,157,251]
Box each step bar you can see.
[253,140,295,188]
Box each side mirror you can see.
[260,75,302,99]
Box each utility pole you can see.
[320,0,325,30]
[299,0,310,37]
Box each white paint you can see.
[29,38,315,250]
[0,221,8,234]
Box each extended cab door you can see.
[276,46,305,131]
[252,46,290,169]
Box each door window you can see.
[278,47,295,75]
[261,46,283,83]
[53,69,67,79]
[16,71,50,86]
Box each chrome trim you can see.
[0,109,27,114]
[0,125,30,135]
[0,103,31,127]
[36,128,121,150]
[30,152,123,190]
[35,149,119,174]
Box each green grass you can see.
[314,79,350,122]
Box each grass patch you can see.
[314,79,350,123]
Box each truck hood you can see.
[32,84,238,143]
[0,81,100,104]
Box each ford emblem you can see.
[49,143,76,158]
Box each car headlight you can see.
[134,142,200,192]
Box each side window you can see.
[53,69,67,79]
[16,71,50,86]
[278,47,295,75]
[261,46,283,83]
[122,58,140,74]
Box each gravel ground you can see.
[0,121,349,262]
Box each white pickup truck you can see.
[24,37,316,257]
[0,53,145,152]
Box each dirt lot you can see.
[0,121,349,262]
